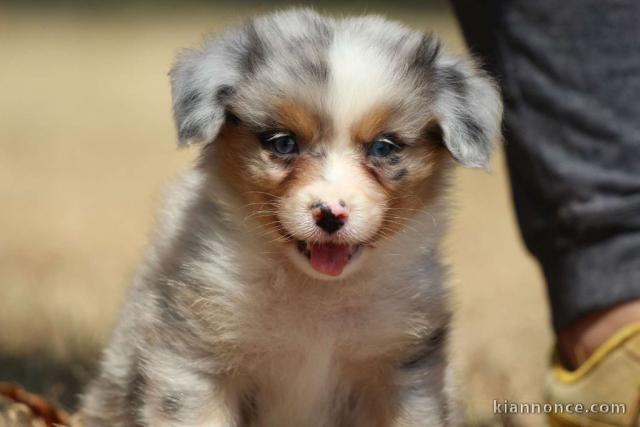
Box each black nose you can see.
[315,206,345,234]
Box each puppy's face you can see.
[212,101,448,279]
[171,10,502,279]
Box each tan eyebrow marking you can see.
[350,104,395,144]
[275,100,323,142]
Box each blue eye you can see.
[367,137,399,157]
[265,133,298,155]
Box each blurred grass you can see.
[0,2,551,425]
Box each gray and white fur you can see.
[80,8,502,427]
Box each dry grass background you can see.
[0,2,551,425]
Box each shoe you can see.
[546,323,640,426]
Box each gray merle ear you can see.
[169,31,246,146]
[431,56,503,169]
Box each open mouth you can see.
[296,240,363,277]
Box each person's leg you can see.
[450,0,640,368]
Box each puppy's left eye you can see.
[263,132,299,155]
[367,136,401,158]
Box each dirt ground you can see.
[0,3,551,425]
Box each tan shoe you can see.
[546,323,640,426]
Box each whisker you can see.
[381,219,419,234]
[384,215,427,229]
[244,190,283,200]
[241,210,278,223]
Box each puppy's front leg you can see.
[347,347,456,426]
[391,336,459,427]
[141,389,239,427]
[139,362,243,427]
[82,377,239,427]
[81,347,244,427]
[390,369,456,426]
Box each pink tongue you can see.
[309,243,352,276]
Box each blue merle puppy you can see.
[80,8,502,427]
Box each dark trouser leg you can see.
[450,0,640,332]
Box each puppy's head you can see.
[170,9,502,279]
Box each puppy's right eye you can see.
[262,132,299,155]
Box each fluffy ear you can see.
[432,56,503,169]
[169,33,244,146]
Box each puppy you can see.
[80,8,502,427]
